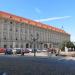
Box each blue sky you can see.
[0,0,75,41]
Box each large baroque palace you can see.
[0,11,70,49]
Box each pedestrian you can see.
[12,48,16,55]
[21,48,24,56]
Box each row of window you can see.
[3,43,31,48]
[3,22,63,40]
[4,20,60,36]
[3,20,68,43]
[3,43,50,48]
[2,37,26,40]
[2,35,64,43]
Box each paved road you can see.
[0,55,75,75]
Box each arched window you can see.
[44,44,48,48]
[26,43,29,48]
[4,45,7,48]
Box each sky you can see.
[0,0,75,41]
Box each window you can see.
[10,16,12,18]
[10,23,13,31]
[26,43,29,48]
[10,22,13,24]
[10,28,12,31]
[4,37,6,40]
[44,44,48,48]
[4,19,7,23]
[10,45,13,48]
[4,45,7,48]
[16,38,17,40]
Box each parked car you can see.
[47,48,53,52]
[22,48,30,53]
[5,48,13,55]
[15,48,22,54]
[32,48,37,53]
[26,48,32,52]
[21,48,25,56]
[24,48,30,53]
[21,48,30,56]
[37,49,41,53]
[42,48,47,52]
[0,48,5,53]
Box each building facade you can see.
[0,11,70,49]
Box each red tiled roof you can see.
[0,11,69,35]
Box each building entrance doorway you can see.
[44,44,48,48]
[26,43,29,48]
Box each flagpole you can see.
[61,25,64,30]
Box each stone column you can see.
[1,20,4,47]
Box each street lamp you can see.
[31,33,39,56]
[40,42,43,50]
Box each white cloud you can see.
[35,16,71,22]
[35,8,41,14]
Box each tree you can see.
[61,41,75,51]
[66,41,74,48]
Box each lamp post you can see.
[40,42,43,50]
[31,33,39,56]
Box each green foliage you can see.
[61,41,75,51]
[66,41,74,48]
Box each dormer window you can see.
[10,16,12,18]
